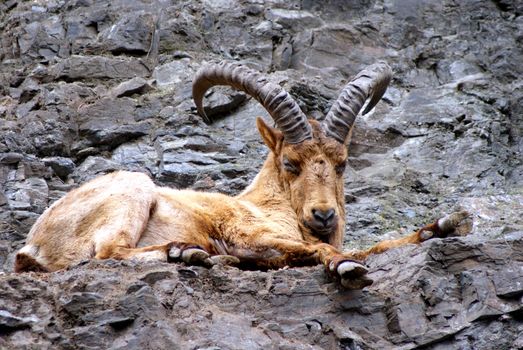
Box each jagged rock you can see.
[50,55,150,81]
[0,310,34,334]
[72,156,122,183]
[0,0,522,348]
[0,153,23,165]
[111,142,158,174]
[158,162,203,188]
[109,77,153,98]
[77,98,151,149]
[153,59,193,87]
[199,89,247,121]
[7,178,49,213]
[17,16,66,62]
[42,156,75,178]
[100,12,156,56]
[0,234,521,349]
[271,35,293,71]
[265,8,323,31]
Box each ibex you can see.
[14,61,471,289]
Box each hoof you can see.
[329,258,371,290]
[335,260,369,280]
[208,255,240,266]
[168,245,212,267]
[438,210,473,237]
[168,246,182,260]
[182,248,211,265]
[419,230,434,241]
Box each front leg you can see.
[113,238,373,290]
[226,237,373,290]
[348,210,473,261]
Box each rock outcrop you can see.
[0,0,522,349]
[1,233,522,349]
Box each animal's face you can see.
[257,118,347,244]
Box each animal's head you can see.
[193,61,391,248]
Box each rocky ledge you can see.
[1,233,522,349]
[1,0,522,349]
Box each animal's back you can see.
[15,171,156,272]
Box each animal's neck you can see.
[236,153,289,210]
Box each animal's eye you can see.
[335,162,346,175]
[283,157,300,175]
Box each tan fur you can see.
[15,119,458,274]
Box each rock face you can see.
[1,234,522,349]
[0,0,521,349]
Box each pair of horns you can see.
[192,61,392,145]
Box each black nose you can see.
[312,208,336,227]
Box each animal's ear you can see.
[256,117,283,153]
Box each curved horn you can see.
[192,61,312,144]
[322,62,392,144]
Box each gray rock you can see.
[0,153,23,165]
[17,16,66,61]
[492,267,523,298]
[272,35,293,71]
[80,121,150,149]
[152,58,193,87]
[42,156,75,178]
[101,12,155,55]
[72,156,122,183]
[199,89,247,121]
[0,234,521,348]
[158,162,202,188]
[7,178,49,213]
[110,77,153,98]
[50,55,150,81]
[111,142,158,174]
[139,270,175,285]
[0,310,34,334]
[77,98,151,149]
[60,292,105,320]
[265,8,323,31]
[1,0,522,348]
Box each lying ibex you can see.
[15,61,471,289]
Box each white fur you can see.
[130,250,167,262]
[18,244,48,266]
[337,261,368,277]
[18,244,39,256]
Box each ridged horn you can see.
[322,62,392,144]
[192,61,312,144]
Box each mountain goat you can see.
[14,61,471,289]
